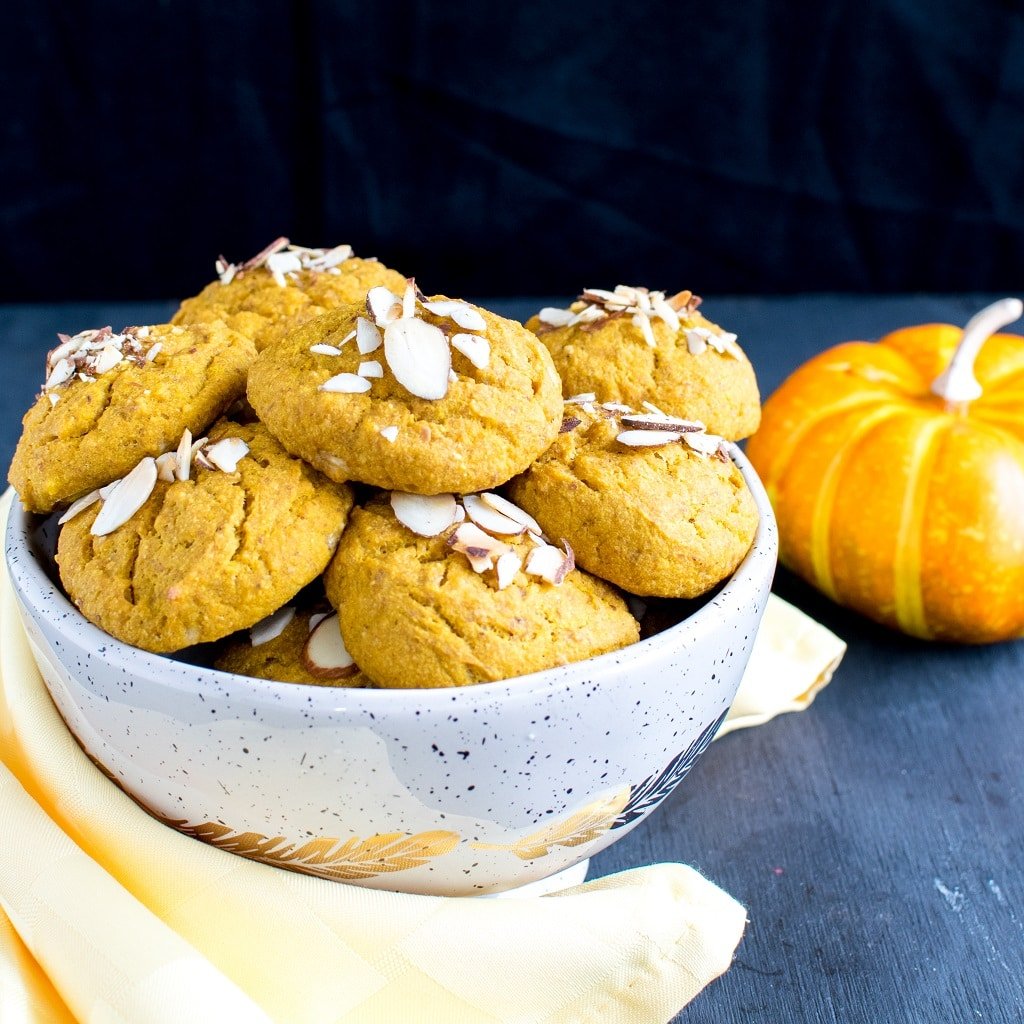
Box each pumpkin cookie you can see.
[527,286,760,440]
[506,399,758,598]
[172,237,409,352]
[9,322,255,514]
[248,283,563,494]
[56,420,353,653]
[323,495,638,688]
[215,604,372,687]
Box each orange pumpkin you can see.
[747,299,1024,643]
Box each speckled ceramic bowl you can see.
[4,447,777,896]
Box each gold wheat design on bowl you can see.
[473,787,631,860]
[160,818,461,880]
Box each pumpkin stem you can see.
[930,298,1023,405]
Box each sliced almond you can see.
[449,305,487,332]
[421,299,463,317]
[45,358,75,389]
[709,330,742,358]
[537,307,576,327]
[632,311,657,347]
[463,494,527,535]
[525,543,568,585]
[685,327,710,355]
[564,392,597,404]
[320,372,373,394]
[619,413,704,432]
[652,296,681,331]
[302,613,357,679]
[391,491,458,537]
[616,429,684,447]
[250,606,296,646]
[581,287,621,304]
[358,360,383,378]
[495,551,522,590]
[356,316,383,354]
[91,457,158,536]
[379,425,399,443]
[383,317,451,400]
[98,480,120,500]
[57,490,101,525]
[90,345,124,375]
[402,280,417,319]
[204,437,250,473]
[448,522,512,568]
[451,333,490,369]
[479,492,543,536]
[48,337,82,367]
[683,431,726,456]
[310,343,343,356]
[145,342,163,362]
[305,243,352,271]
[569,304,605,326]
[175,428,193,482]
[47,393,60,407]
[266,250,303,281]
[367,286,401,327]
[155,452,178,482]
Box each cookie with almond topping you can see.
[506,401,758,598]
[172,238,409,352]
[215,605,373,687]
[56,420,353,653]
[247,286,563,495]
[9,321,255,514]
[323,496,638,689]
[527,286,760,440]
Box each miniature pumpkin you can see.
[747,298,1024,643]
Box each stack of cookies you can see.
[8,241,761,689]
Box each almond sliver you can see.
[320,372,373,394]
[302,613,357,679]
[91,457,158,536]
[391,492,458,537]
[451,333,490,369]
[383,317,451,400]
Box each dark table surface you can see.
[2,295,1022,1023]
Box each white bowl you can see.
[4,448,777,896]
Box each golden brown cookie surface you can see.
[527,287,760,440]
[56,420,353,653]
[215,606,372,687]
[323,499,638,689]
[506,402,758,598]
[248,292,563,494]
[9,322,255,514]
[172,240,408,352]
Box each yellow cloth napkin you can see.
[720,593,846,737]
[0,489,844,1024]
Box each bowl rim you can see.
[4,444,777,709]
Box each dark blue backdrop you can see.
[2,1,1022,301]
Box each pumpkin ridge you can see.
[760,393,901,492]
[809,405,907,601]
[891,416,948,639]
[965,414,1024,449]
